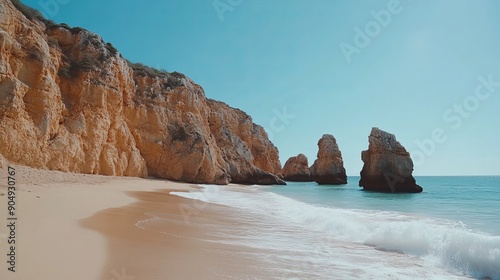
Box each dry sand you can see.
[0,165,267,280]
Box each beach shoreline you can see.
[1,166,497,279]
[0,165,265,280]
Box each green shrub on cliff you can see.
[126,60,168,78]
[105,43,118,56]
[10,0,56,26]
[57,56,100,79]
[58,64,71,79]
[11,0,44,21]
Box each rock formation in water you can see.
[359,127,423,193]
[310,134,347,185]
[0,0,284,185]
[282,153,312,182]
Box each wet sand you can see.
[0,165,267,280]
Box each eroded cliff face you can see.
[207,99,284,185]
[0,0,283,184]
[0,1,148,176]
[123,76,231,184]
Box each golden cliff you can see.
[0,0,284,185]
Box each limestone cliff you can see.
[0,0,284,185]
[282,154,312,182]
[206,99,284,185]
[310,134,347,185]
[359,128,423,193]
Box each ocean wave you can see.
[172,185,500,280]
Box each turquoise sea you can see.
[271,176,500,236]
[171,176,500,279]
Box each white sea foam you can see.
[171,185,500,279]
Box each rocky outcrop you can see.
[359,128,423,193]
[123,79,229,184]
[0,0,284,185]
[206,99,284,185]
[310,134,347,185]
[282,154,312,182]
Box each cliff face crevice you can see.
[0,0,283,185]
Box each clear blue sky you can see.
[22,0,500,175]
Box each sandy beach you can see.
[0,165,266,280]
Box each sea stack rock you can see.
[283,154,312,182]
[359,128,423,193]
[310,134,347,185]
